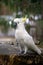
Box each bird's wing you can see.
[23,30,32,43]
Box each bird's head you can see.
[13,18,21,29]
[13,17,27,29]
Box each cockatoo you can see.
[14,17,41,55]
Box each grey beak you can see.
[14,22,17,29]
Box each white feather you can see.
[14,18,41,55]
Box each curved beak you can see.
[14,22,17,29]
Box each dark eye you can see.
[18,22,19,24]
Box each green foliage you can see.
[0,0,41,14]
[31,0,38,3]
[3,0,8,5]
[28,2,41,15]
[0,0,42,18]
[25,24,30,33]
[38,19,43,28]
[0,18,10,33]
[31,0,40,3]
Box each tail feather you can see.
[31,44,41,55]
[29,37,41,55]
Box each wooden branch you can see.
[0,48,43,65]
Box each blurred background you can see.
[0,0,43,46]
[0,0,43,65]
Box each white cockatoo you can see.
[14,17,41,55]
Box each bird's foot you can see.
[19,50,26,55]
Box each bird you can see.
[14,17,41,55]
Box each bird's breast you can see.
[15,30,24,39]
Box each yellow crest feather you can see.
[22,16,27,22]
